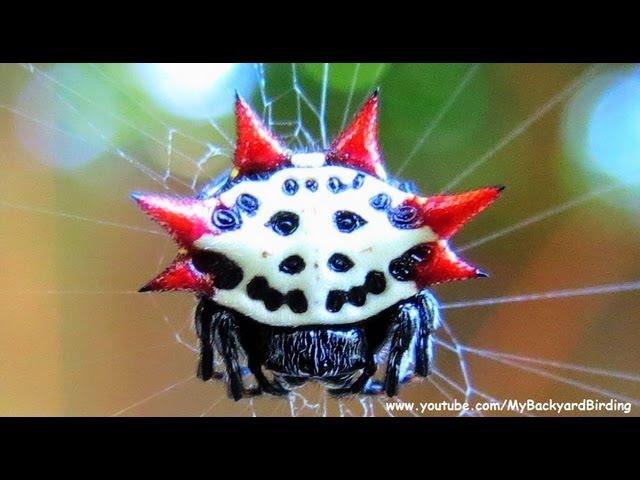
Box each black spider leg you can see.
[246,357,289,397]
[328,356,377,397]
[198,298,288,399]
[195,297,222,382]
[234,316,290,397]
[211,309,248,401]
[275,374,307,390]
[195,298,258,400]
[383,302,417,397]
[413,290,439,378]
[384,290,439,395]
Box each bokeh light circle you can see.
[14,64,118,170]
[133,63,257,121]
[586,68,640,184]
[564,66,640,186]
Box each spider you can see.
[132,91,502,400]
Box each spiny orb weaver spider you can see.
[132,91,502,400]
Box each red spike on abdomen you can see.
[415,242,484,288]
[139,255,214,295]
[234,95,291,176]
[130,193,214,248]
[327,90,386,178]
[409,186,503,239]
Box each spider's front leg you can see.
[195,297,288,400]
[383,290,439,397]
[195,297,251,400]
[195,297,223,382]
[211,309,248,401]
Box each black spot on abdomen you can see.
[247,276,269,299]
[347,286,367,306]
[324,270,386,313]
[389,245,431,281]
[282,178,299,195]
[387,204,423,229]
[370,193,390,210]
[279,255,306,274]
[327,176,348,193]
[352,173,365,189]
[266,211,299,236]
[192,251,243,289]
[305,179,318,192]
[246,276,308,314]
[212,208,242,231]
[326,290,347,313]
[287,289,308,313]
[327,253,354,272]
[365,271,386,294]
[264,288,285,311]
[333,210,367,233]
[236,193,260,215]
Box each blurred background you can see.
[0,63,638,416]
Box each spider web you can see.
[1,62,639,417]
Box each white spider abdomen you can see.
[195,165,436,327]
